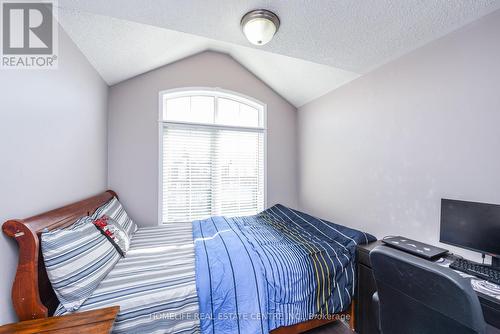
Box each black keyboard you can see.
[449,258,500,285]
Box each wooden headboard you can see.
[2,190,117,321]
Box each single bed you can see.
[3,191,375,333]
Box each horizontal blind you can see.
[162,124,264,223]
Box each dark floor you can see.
[303,321,355,334]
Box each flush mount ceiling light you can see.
[241,9,280,46]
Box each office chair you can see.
[369,246,500,334]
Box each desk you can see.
[355,241,500,334]
[0,306,119,334]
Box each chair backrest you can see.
[369,246,487,334]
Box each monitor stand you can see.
[492,256,500,269]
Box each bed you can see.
[3,191,376,333]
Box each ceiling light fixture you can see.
[241,9,280,46]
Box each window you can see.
[159,88,266,224]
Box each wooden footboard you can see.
[270,301,355,333]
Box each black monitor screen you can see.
[440,199,500,256]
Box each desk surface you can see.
[0,306,120,334]
[358,241,500,329]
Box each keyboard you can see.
[450,258,500,285]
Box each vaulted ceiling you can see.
[57,0,500,107]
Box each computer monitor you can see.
[440,198,500,268]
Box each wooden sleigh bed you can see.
[2,190,355,333]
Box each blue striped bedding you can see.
[55,205,374,333]
[192,204,376,333]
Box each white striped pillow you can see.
[92,197,138,239]
[41,216,121,312]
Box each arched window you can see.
[159,88,266,224]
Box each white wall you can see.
[298,10,500,262]
[108,51,298,226]
[0,27,108,324]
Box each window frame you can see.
[158,87,268,225]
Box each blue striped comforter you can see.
[192,204,376,333]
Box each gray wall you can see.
[108,51,298,226]
[0,28,108,324]
[298,10,500,262]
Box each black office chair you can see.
[369,246,500,334]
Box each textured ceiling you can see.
[58,10,359,107]
[59,0,500,73]
[57,1,500,107]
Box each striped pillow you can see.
[41,216,121,312]
[92,197,138,239]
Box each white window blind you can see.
[160,89,265,224]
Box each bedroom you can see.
[1,1,500,333]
